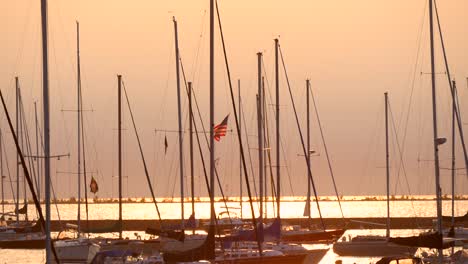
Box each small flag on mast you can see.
[214,115,229,142]
[90,176,99,194]
[164,135,168,154]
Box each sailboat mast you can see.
[117,74,123,239]
[450,81,456,226]
[428,0,443,237]
[274,38,280,219]
[40,0,52,260]
[257,52,263,223]
[385,92,390,238]
[19,91,28,221]
[76,20,82,235]
[15,77,20,224]
[306,79,311,225]
[238,79,242,218]
[34,102,40,202]
[173,17,185,228]
[262,77,267,219]
[189,82,195,216]
[209,0,215,225]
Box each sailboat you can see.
[333,93,417,257]
[52,21,100,264]
[387,1,468,260]
[282,78,345,244]
[0,78,46,248]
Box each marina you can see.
[1,0,468,263]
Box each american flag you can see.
[213,115,229,141]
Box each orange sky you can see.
[1,0,468,200]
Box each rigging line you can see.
[34,110,63,226]
[260,57,285,201]
[278,44,325,229]
[260,57,295,196]
[434,0,468,180]
[389,99,413,197]
[50,172,63,230]
[262,77,276,219]
[121,80,163,225]
[309,85,345,220]
[216,0,262,251]
[19,93,40,201]
[358,100,384,194]
[9,0,34,87]
[0,87,60,262]
[179,58,232,224]
[388,101,421,227]
[79,79,90,234]
[240,100,259,199]
[392,11,426,198]
[191,10,207,80]
[1,131,16,205]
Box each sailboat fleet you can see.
[0,0,467,263]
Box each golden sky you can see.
[1,0,468,200]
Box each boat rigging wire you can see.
[121,79,163,225]
[279,44,325,229]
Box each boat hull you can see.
[214,249,327,264]
[282,229,345,243]
[0,237,46,249]
[54,239,100,263]
[333,240,417,257]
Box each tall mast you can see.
[76,21,82,235]
[15,77,20,224]
[189,82,195,217]
[34,102,40,202]
[173,17,185,228]
[428,0,443,237]
[385,92,390,238]
[262,77,267,219]
[209,0,215,225]
[19,91,27,221]
[274,38,280,220]
[40,0,52,261]
[117,74,123,239]
[257,52,263,223]
[450,81,456,226]
[238,79,242,218]
[306,79,311,225]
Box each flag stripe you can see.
[213,115,229,141]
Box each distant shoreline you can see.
[2,195,467,204]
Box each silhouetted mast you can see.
[173,17,185,229]
[15,77,20,224]
[256,52,263,223]
[117,74,123,239]
[209,0,215,226]
[34,102,40,202]
[238,79,242,218]
[76,21,82,235]
[40,0,52,260]
[385,92,390,238]
[189,82,195,217]
[274,38,280,220]
[428,0,443,238]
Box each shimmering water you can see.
[2,197,466,220]
[0,198,466,263]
